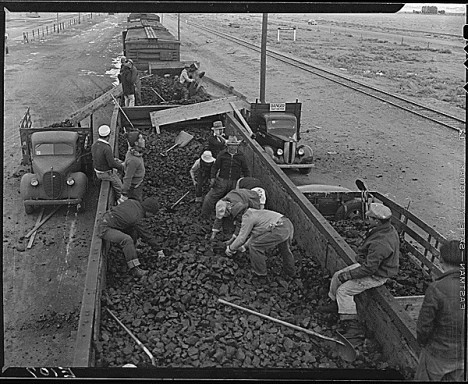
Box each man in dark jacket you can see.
[97,197,160,278]
[201,136,250,218]
[415,239,465,381]
[206,121,227,158]
[120,61,135,107]
[318,203,400,335]
[91,124,124,202]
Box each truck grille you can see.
[43,171,63,199]
[283,141,296,164]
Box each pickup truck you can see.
[19,108,92,214]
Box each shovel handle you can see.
[161,143,178,156]
[218,298,345,346]
[106,308,156,366]
[170,191,190,209]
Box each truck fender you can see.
[20,173,37,200]
[263,145,275,159]
[298,144,314,159]
[67,172,88,198]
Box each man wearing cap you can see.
[236,177,267,209]
[91,125,125,202]
[190,150,216,203]
[207,121,227,158]
[97,197,160,278]
[120,59,135,107]
[178,63,194,101]
[318,203,400,337]
[128,59,142,105]
[210,188,261,241]
[120,131,146,203]
[415,239,465,382]
[201,135,251,218]
[225,203,296,278]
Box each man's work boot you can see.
[317,301,339,314]
[130,266,148,278]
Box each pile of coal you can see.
[96,126,395,373]
[140,75,212,106]
[47,119,74,128]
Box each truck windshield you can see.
[35,143,74,156]
[266,118,296,138]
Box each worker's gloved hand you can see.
[225,246,236,257]
[223,235,236,246]
[117,195,128,205]
[337,270,352,284]
[209,178,215,188]
[238,245,247,253]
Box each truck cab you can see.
[247,101,314,174]
[19,109,91,214]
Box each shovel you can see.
[218,298,357,362]
[160,130,193,157]
[106,308,156,366]
[111,94,135,130]
[167,191,190,212]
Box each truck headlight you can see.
[277,148,284,156]
[298,148,305,156]
[31,178,39,187]
[66,178,75,186]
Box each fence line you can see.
[22,13,100,44]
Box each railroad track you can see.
[184,19,466,136]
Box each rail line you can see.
[185,20,466,136]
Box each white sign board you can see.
[269,103,286,111]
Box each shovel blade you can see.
[335,331,358,362]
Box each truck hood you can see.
[32,155,76,175]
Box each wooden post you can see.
[260,13,268,103]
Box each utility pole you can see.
[260,13,268,103]
[56,13,59,33]
[177,13,180,40]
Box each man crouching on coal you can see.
[318,203,400,337]
[225,202,296,279]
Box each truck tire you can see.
[335,199,363,220]
[24,204,35,214]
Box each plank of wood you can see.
[26,208,44,249]
[230,101,254,136]
[25,205,61,238]
[68,84,123,125]
[150,96,241,129]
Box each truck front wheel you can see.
[24,204,35,214]
[298,167,312,175]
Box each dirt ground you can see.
[2,10,465,369]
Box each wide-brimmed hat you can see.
[98,124,111,137]
[201,150,215,163]
[226,135,242,146]
[366,203,392,220]
[211,121,225,131]
[190,63,199,70]
[215,200,228,219]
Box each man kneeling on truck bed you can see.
[318,203,400,337]
[225,202,296,279]
[97,197,160,278]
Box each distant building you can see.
[421,6,438,14]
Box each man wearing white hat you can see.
[201,135,251,217]
[91,124,125,202]
[189,150,216,203]
[318,203,400,336]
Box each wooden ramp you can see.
[69,84,123,126]
[150,96,250,133]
